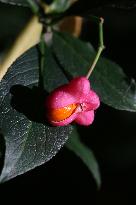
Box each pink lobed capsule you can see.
[45,77,100,126]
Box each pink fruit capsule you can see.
[45,77,100,126]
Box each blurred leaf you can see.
[44,0,77,13]
[0,46,72,182]
[0,0,76,12]
[0,0,29,6]
[26,0,39,14]
[53,32,136,112]
[58,16,83,37]
[66,127,101,188]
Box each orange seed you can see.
[49,104,77,122]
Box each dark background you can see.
[0,1,136,204]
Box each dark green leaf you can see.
[43,42,68,91]
[66,127,101,188]
[0,46,72,182]
[0,0,29,6]
[53,32,136,112]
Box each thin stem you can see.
[86,17,105,79]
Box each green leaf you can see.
[46,0,73,13]
[66,127,101,188]
[40,38,68,91]
[53,32,136,112]
[0,0,29,6]
[0,46,72,182]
